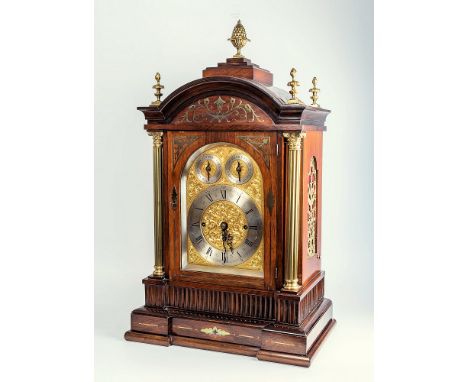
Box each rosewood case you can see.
[124,58,335,367]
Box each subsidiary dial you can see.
[225,153,254,184]
[194,154,222,184]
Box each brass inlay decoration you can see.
[200,327,230,336]
[272,341,295,347]
[175,326,192,331]
[282,132,305,291]
[185,144,264,272]
[151,72,164,107]
[309,76,320,107]
[178,96,264,124]
[287,68,303,105]
[228,20,250,58]
[173,136,200,165]
[149,131,164,277]
[201,201,248,250]
[238,136,271,168]
[137,322,159,327]
[307,156,318,258]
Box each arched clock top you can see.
[138,77,330,129]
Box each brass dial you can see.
[195,154,222,184]
[188,185,263,266]
[225,153,253,184]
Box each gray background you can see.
[95,0,373,380]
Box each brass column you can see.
[283,132,305,291]
[149,132,164,277]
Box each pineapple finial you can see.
[228,20,250,58]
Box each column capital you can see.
[283,132,306,150]
[149,131,163,148]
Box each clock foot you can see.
[124,330,171,347]
[124,298,335,367]
[257,318,336,367]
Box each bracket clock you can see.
[125,21,335,367]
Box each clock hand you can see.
[220,221,229,263]
[226,232,234,254]
[236,161,242,182]
[205,161,212,181]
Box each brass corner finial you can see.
[151,72,164,107]
[287,68,302,104]
[228,20,250,58]
[309,76,320,107]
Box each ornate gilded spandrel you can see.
[238,136,271,168]
[307,156,318,258]
[185,144,264,272]
[176,96,268,124]
[173,136,200,166]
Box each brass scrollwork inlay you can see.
[179,96,264,124]
[307,157,318,258]
[200,327,230,336]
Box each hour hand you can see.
[205,161,212,181]
[236,161,242,181]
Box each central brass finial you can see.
[228,20,250,58]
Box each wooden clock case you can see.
[124,58,335,367]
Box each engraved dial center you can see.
[201,201,248,251]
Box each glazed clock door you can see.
[166,131,279,290]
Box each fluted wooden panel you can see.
[145,284,275,320]
[298,277,324,322]
[276,278,324,325]
[145,284,165,306]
